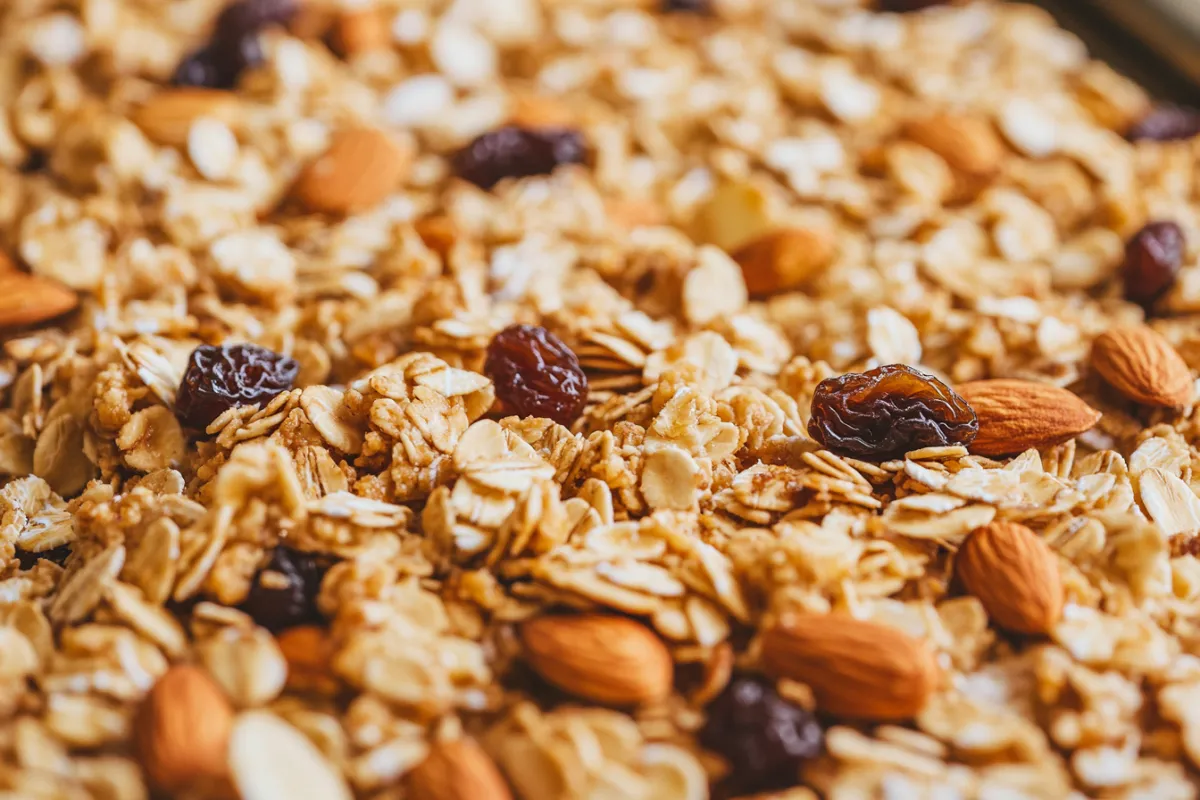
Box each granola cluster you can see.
[3,0,1200,798]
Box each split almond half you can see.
[133,88,240,147]
[0,262,78,329]
[958,379,1101,456]
[408,738,513,800]
[292,127,411,215]
[134,664,234,793]
[521,614,673,706]
[956,520,1063,635]
[733,227,837,296]
[761,615,939,721]
[904,113,1004,178]
[1092,325,1193,408]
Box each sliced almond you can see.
[0,267,77,329]
[291,127,411,215]
[229,711,353,800]
[133,89,240,147]
[732,227,837,296]
[332,7,389,57]
[956,520,1063,635]
[408,738,513,800]
[761,614,939,721]
[958,379,1102,456]
[521,614,673,706]
[1092,325,1193,408]
[904,113,1004,178]
[134,665,234,793]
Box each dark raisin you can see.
[877,0,947,11]
[662,0,711,12]
[484,324,589,426]
[240,545,326,632]
[175,343,299,429]
[808,364,978,460]
[1126,105,1200,142]
[171,40,258,90]
[17,544,72,571]
[700,675,823,795]
[1123,221,1185,309]
[214,0,298,41]
[452,126,589,190]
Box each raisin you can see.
[808,364,978,460]
[452,126,589,190]
[240,545,327,632]
[214,0,298,41]
[662,0,711,12]
[484,325,589,426]
[1123,221,1185,309]
[700,675,823,795]
[1126,105,1200,142]
[175,343,299,429]
[170,0,294,89]
[877,0,947,11]
[17,544,71,571]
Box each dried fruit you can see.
[761,615,939,720]
[171,0,297,89]
[1126,104,1200,142]
[134,665,234,792]
[521,614,673,706]
[132,88,239,146]
[662,0,711,12]
[1092,326,1193,408]
[956,521,1063,635]
[408,738,513,800]
[699,675,823,794]
[452,126,588,190]
[808,364,978,460]
[733,227,836,296]
[175,343,299,429]
[484,325,588,426]
[240,545,327,632]
[957,379,1101,456]
[1123,221,1185,308]
[877,0,947,11]
[213,0,298,41]
[0,266,77,329]
[904,113,1004,177]
[292,127,411,214]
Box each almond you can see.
[521,614,673,706]
[134,664,234,792]
[0,262,77,329]
[956,520,1063,635]
[292,127,411,215]
[277,625,340,695]
[957,379,1101,456]
[332,7,389,57]
[133,89,239,146]
[1092,325,1193,408]
[408,738,513,800]
[760,615,939,721]
[904,113,1004,177]
[732,227,837,296]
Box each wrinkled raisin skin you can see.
[171,0,296,89]
[700,675,823,795]
[453,126,589,190]
[175,343,299,429]
[808,364,978,460]
[1123,221,1185,309]
[1126,105,1200,142]
[239,546,327,633]
[484,325,589,426]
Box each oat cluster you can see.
[4,0,1200,798]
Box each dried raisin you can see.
[808,364,978,460]
[171,0,295,89]
[1126,105,1200,142]
[877,0,947,11]
[175,343,299,429]
[700,675,823,795]
[1123,221,1185,309]
[484,325,589,426]
[240,545,327,632]
[452,126,588,190]
[662,0,711,12]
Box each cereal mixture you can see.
[4,0,1200,797]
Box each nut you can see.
[904,113,1004,177]
[277,625,340,695]
[521,614,673,706]
[0,262,77,329]
[332,7,389,57]
[760,614,939,721]
[1092,325,1193,408]
[957,379,1102,456]
[291,127,411,215]
[956,521,1063,635]
[134,664,234,792]
[132,88,240,146]
[408,738,513,800]
[732,227,837,296]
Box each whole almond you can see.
[292,127,410,215]
[904,113,1004,177]
[133,89,239,146]
[332,7,389,57]
[760,615,938,721]
[733,227,836,296]
[408,738,513,800]
[958,379,1101,456]
[956,521,1063,635]
[521,614,673,706]
[1092,325,1193,408]
[134,664,234,792]
[0,264,77,329]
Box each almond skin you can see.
[292,127,410,215]
[904,113,1004,178]
[133,89,239,146]
[0,263,78,329]
[956,521,1063,635]
[408,738,513,800]
[134,664,234,792]
[277,625,340,695]
[1092,325,1193,408]
[733,227,836,296]
[332,7,389,57]
[521,614,673,706]
[958,379,1101,456]
[760,615,939,721]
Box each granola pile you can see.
[4,0,1200,797]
